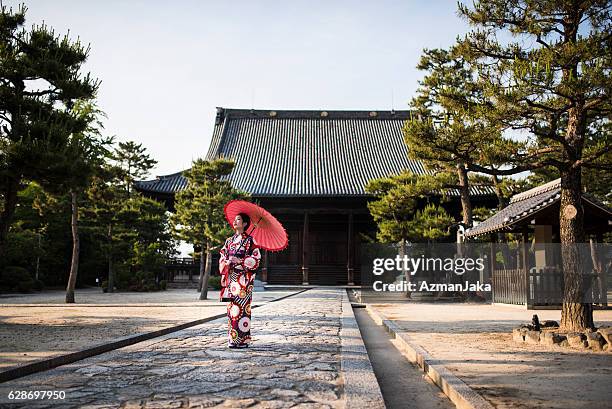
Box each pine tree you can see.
[456,0,611,330]
[83,165,133,293]
[113,141,157,197]
[122,194,177,286]
[404,48,524,227]
[0,5,99,260]
[58,101,111,303]
[365,172,454,296]
[171,158,247,300]
[82,139,167,293]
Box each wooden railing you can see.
[162,258,199,282]
[165,257,197,266]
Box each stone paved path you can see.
[0,289,349,409]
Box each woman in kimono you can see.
[219,213,261,348]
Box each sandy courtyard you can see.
[373,302,612,409]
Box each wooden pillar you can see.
[489,233,497,273]
[261,250,269,284]
[347,212,354,286]
[522,227,530,307]
[489,233,497,303]
[302,211,309,285]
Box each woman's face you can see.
[233,215,246,232]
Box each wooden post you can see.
[489,233,497,303]
[261,249,269,284]
[347,212,354,286]
[302,211,309,285]
[523,227,531,307]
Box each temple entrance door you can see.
[308,217,348,285]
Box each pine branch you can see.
[572,145,612,169]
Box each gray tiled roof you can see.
[465,180,560,238]
[135,108,498,198]
[134,171,188,195]
[465,178,612,237]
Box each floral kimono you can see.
[219,232,261,347]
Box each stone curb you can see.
[340,290,385,409]
[0,289,308,384]
[366,305,494,409]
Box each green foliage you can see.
[526,166,611,206]
[132,242,167,277]
[112,141,157,196]
[365,171,453,243]
[472,206,495,222]
[404,47,528,224]
[2,140,171,291]
[81,141,174,292]
[207,276,222,290]
[2,228,42,271]
[0,4,99,255]
[11,182,74,286]
[455,0,611,177]
[0,266,34,292]
[410,204,455,241]
[171,158,247,298]
[404,48,511,170]
[0,7,174,293]
[171,158,247,250]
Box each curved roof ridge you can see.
[215,107,412,120]
[510,178,561,203]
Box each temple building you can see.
[135,108,497,285]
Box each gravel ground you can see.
[0,288,297,370]
[373,302,612,409]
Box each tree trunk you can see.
[400,239,411,298]
[65,190,80,304]
[197,247,205,292]
[107,224,114,293]
[0,177,20,262]
[559,100,593,331]
[200,242,212,300]
[456,163,473,228]
[559,167,593,330]
[35,232,41,281]
[491,175,510,260]
[491,175,508,210]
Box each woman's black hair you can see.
[238,212,251,231]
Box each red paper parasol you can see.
[224,200,288,251]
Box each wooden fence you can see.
[492,267,608,307]
[492,268,527,305]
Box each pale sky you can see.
[9,0,469,178]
